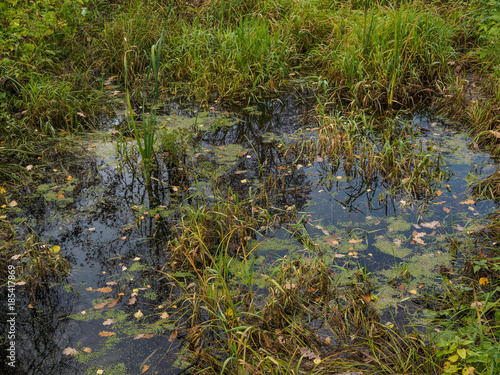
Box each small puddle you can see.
[1,97,498,374]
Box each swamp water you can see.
[1,96,498,374]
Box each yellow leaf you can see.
[83,347,92,353]
[134,310,144,319]
[225,308,234,317]
[141,365,150,373]
[479,277,489,285]
[457,348,467,359]
[0,187,6,194]
[97,370,104,375]
[409,290,417,294]
[66,175,73,181]
[435,190,443,196]
[449,354,459,362]
[52,245,61,253]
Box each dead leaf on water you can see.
[86,287,93,291]
[160,312,169,319]
[103,319,114,325]
[83,347,92,353]
[107,297,120,308]
[128,296,137,305]
[142,365,150,373]
[97,286,112,293]
[106,281,117,286]
[94,302,108,310]
[134,310,144,319]
[443,207,451,213]
[99,331,116,337]
[62,347,77,356]
[169,328,178,342]
[421,221,440,229]
[435,190,443,196]
[9,201,17,207]
[348,239,363,244]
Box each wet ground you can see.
[1,95,498,374]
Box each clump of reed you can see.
[286,111,450,198]
[164,239,441,374]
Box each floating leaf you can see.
[97,286,112,293]
[237,151,247,157]
[62,347,77,356]
[83,347,92,353]
[169,328,178,342]
[107,297,120,308]
[103,319,114,325]
[86,287,93,291]
[66,175,73,181]
[88,228,95,231]
[122,266,127,271]
[134,310,144,319]
[421,221,440,229]
[26,165,33,171]
[106,281,117,286]
[348,239,363,244]
[435,190,442,196]
[393,238,402,247]
[160,312,169,319]
[15,281,26,286]
[460,199,475,205]
[334,253,345,258]
[443,207,450,213]
[51,245,61,253]
[133,257,141,261]
[409,290,417,294]
[9,201,17,207]
[94,302,108,310]
[142,365,150,373]
[99,331,116,337]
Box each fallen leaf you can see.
[235,170,248,175]
[442,206,451,213]
[479,277,489,285]
[94,301,108,310]
[103,319,114,326]
[325,336,331,344]
[97,286,112,293]
[299,347,320,360]
[142,365,150,373]
[28,304,34,308]
[420,221,440,229]
[334,253,345,258]
[11,254,22,260]
[409,290,417,294]
[97,370,104,375]
[134,310,144,319]
[122,266,127,271]
[83,347,92,353]
[460,199,475,205]
[393,238,402,247]
[86,287,93,291]
[348,238,363,244]
[361,295,371,304]
[133,257,141,261]
[26,165,33,171]
[62,347,77,356]
[88,228,95,231]
[9,201,17,207]
[315,157,324,162]
[52,245,61,253]
[15,281,26,286]
[432,201,445,205]
[99,331,116,337]
[435,190,442,196]
[169,328,178,342]
[237,151,247,157]
[160,312,169,319]
[107,297,120,308]
[240,179,247,183]
[398,284,407,292]
[106,281,117,286]
[66,175,73,181]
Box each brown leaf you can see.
[97,286,112,293]
[361,295,371,304]
[106,281,117,286]
[348,238,363,244]
[460,199,475,205]
[326,238,339,246]
[83,347,92,353]
[86,287,93,291]
[169,328,178,342]
[398,284,407,293]
[94,301,108,310]
[443,207,451,213]
[420,221,440,229]
[62,347,77,356]
[237,151,248,157]
[299,347,320,360]
[99,331,116,337]
[107,297,120,308]
[435,190,443,196]
[235,170,248,175]
[142,365,150,373]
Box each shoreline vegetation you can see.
[1,0,499,374]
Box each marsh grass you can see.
[164,229,442,374]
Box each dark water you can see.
[1,97,497,374]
